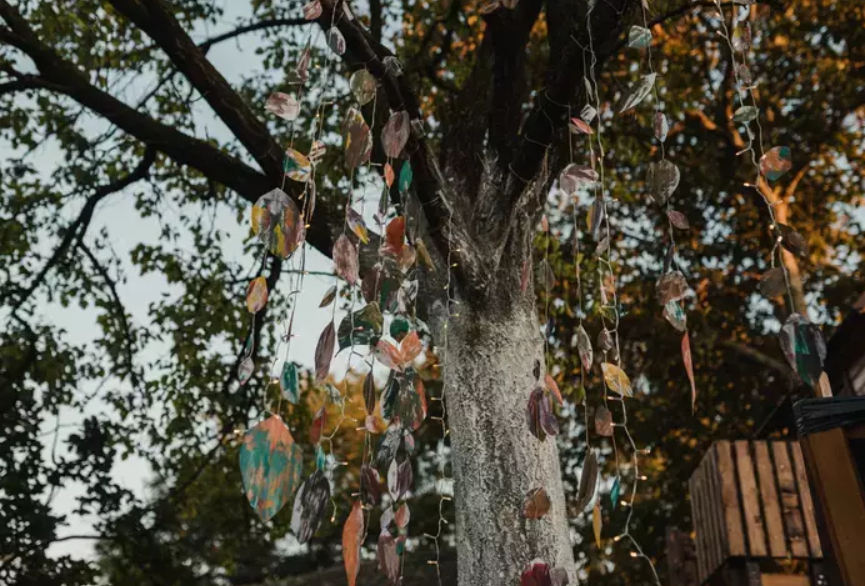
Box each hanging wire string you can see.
[581,3,661,583]
[710,0,797,311]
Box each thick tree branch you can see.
[7,148,157,313]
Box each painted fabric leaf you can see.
[327,27,346,55]
[360,463,381,505]
[387,458,413,501]
[778,223,809,257]
[343,108,373,168]
[398,162,413,194]
[596,329,614,353]
[292,40,312,84]
[337,302,383,349]
[610,476,621,508]
[302,0,322,19]
[760,146,792,181]
[265,92,300,121]
[377,531,400,585]
[521,560,552,586]
[251,188,305,258]
[382,111,410,158]
[380,506,394,532]
[683,332,697,412]
[320,285,337,308]
[347,208,370,244]
[628,25,652,49]
[395,375,428,431]
[362,264,400,313]
[619,73,656,113]
[576,324,593,372]
[350,69,377,105]
[646,159,680,205]
[308,140,326,167]
[666,209,689,230]
[239,415,303,522]
[593,502,602,547]
[281,362,300,404]
[559,163,599,195]
[732,22,752,52]
[375,330,423,372]
[601,363,633,397]
[575,449,599,513]
[310,405,326,445]
[290,469,330,543]
[527,386,558,440]
[587,197,605,241]
[779,313,827,389]
[343,500,364,586]
[580,104,597,122]
[544,373,563,406]
[363,371,377,414]
[333,234,359,285]
[595,405,613,437]
[395,502,410,529]
[376,425,401,468]
[759,267,787,298]
[536,259,555,291]
[246,276,268,313]
[732,105,759,123]
[521,486,551,520]
[238,356,254,385]
[284,148,312,182]
[654,111,669,142]
[656,270,689,304]
[568,117,593,135]
[664,300,688,332]
[384,162,395,187]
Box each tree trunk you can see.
[445,298,575,585]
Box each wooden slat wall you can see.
[689,441,823,586]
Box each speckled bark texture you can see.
[445,304,574,586]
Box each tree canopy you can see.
[1,0,863,584]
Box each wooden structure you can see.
[687,440,827,586]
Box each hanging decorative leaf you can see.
[302,0,322,19]
[395,502,410,529]
[246,276,268,313]
[384,162,395,187]
[593,502,602,547]
[238,356,255,385]
[601,363,633,397]
[619,73,656,113]
[544,373,563,406]
[346,208,370,244]
[732,105,759,123]
[758,267,787,297]
[281,362,300,404]
[521,486,552,520]
[480,1,502,14]
[588,197,605,241]
[375,331,423,372]
[363,371,377,414]
[326,27,346,55]
[575,325,593,372]
[568,117,593,135]
[239,415,303,522]
[654,111,669,142]
[594,236,610,257]
[596,329,614,354]
[350,69,377,105]
[540,395,560,437]
[656,270,689,304]
[559,163,599,195]
[292,40,312,84]
[310,405,326,445]
[360,464,381,505]
[576,449,599,513]
[416,239,435,270]
[527,386,547,441]
[377,531,400,585]
[610,476,622,508]
[779,313,827,389]
[387,458,413,501]
[777,223,809,258]
[382,111,410,158]
[595,405,614,437]
[337,302,384,349]
[666,209,689,230]
[395,374,428,431]
[284,148,312,182]
[252,188,305,258]
[290,470,330,542]
[760,146,792,181]
[380,505,394,532]
[315,444,326,470]
[343,107,373,168]
[384,216,406,257]
[333,234,359,285]
[320,285,337,308]
[343,500,364,586]
[682,332,697,412]
[646,159,680,205]
[314,321,336,382]
[521,561,552,586]
[628,25,652,49]
[731,22,752,52]
[535,258,555,292]
[398,162,413,194]
[580,104,597,122]
[663,300,688,332]
[265,92,300,121]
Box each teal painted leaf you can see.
[779,313,826,389]
[610,476,621,508]
[390,316,412,342]
[760,146,792,181]
[398,162,412,194]
[663,300,687,332]
[315,445,326,470]
[281,362,300,404]
[239,415,303,522]
[338,302,384,349]
[628,26,652,49]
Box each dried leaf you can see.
[593,502,602,547]
[732,22,751,52]
[290,469,330,542]
[576,325,593,372]
[575,449,599,512]
[315,321,336,382]
[416,239,435,270]
[536,259,555,291]
[240,416,303,522]
[238,356,254,385]
[527,386,547,441]
[587,197,605,241]
[292,40,312,84]
[375,331,423,371]
[666,209,690,230]
[246,276,269,313]
[758,267,787,297]
[334,234,359,285]
[646,159,680,205]
[342,501,364,586]
[544,373,563,406]
[619,73,656,113]
[265,92,300,121]
[398,162,413,193]
[682,332,696,412]
[521,486,552,519]
[595,405,613,437]
[384,216,406,257]
[601,363,633,397]
[382,111,410,158]
[580,104,597,122]
[387,459,413,501]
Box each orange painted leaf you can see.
[682,331,696,412]
[384,216,406,256]
[521,486,551,519]
[343,500,364,586]
[246,276,269,313]
[593,502,602,547]
[544,373,563,406]
[384,162,395,188]
[310,405,326,445]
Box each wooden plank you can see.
[790,443,822,557]
[753,441,788,557]
[771,442,809,558]
[703,447,724,576]
[715,441,747,556]
[801,429,865,585]
[695,457,720,585]
[760,575,810,586]
[690,467,708,584]
[735,440,768,557]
